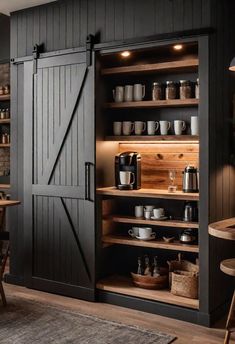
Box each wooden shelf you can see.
[0,184,10,189]
[97,187,199,201]
[97,275,199,309]
[105,135,199,142]
[101,58,199,76]
[0,144,10,148]
[0,119,10,124]
[105,99,198,109]
[102,234,199,253]
[0,95,10,101]
[110,215,199,229]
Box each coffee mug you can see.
[113,121,122,136]
[174,120,186,135]
[128,227,139,238]
[123,121,134,135]
[113,86,124,103]
[191,116,199,135]
[124,85,133,102]
[147,121,159,135]
[135,205,144,218]
[134,121,146,135]
[119,171,135,185]
[159,121,171,135]
[144,210,152,220]
[144,205,154,212]
[138,227,156,239]
[153,208,164,218]
[133,84,145,101]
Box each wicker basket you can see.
[171,270,198,299]
[167,254,199,299]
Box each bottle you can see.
[195,78,199,99]
[152,256,161,277]
[137,256,142,275]
[144,255,152,275]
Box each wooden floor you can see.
[3,283,235,344]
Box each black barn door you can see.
[23,50,95,300]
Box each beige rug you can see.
[0,297,176,343]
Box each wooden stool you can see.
[220,259,235,344]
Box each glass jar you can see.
[152,82,163,101]
[195,78,199,99]
[0,109,5,119]
[180,80,192,99]
[5,109,10,119]
[165,81,177,100]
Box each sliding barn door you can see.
[23,51,95,300]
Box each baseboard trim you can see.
[97,290,200,324]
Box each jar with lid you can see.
[195,78,199,99]
[0,109,5,119]
[165,81,177,100]
[180,80,192,99]
[152,82,163,101]
[5,108,9,119]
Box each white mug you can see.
[139,227,156,239]
[128,227,139,237]
[123,121,134,135]
[144,210,152,220]
[159,121,171,135]
[191,116,199,135]
[113,121,122,136]
[153,208,165,219]
[133,84,145,101]
[134,121,146,135]
[124,85,133,102]
[135,205,144,218]
[119,171,135,185]
[113,86,124,103]
[144,205,155,212]
[174,120,186,135]
[147,121,159,135]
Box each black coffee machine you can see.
[115,152,141,190]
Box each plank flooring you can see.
[3,283,235,344]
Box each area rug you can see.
[0,297,176,343]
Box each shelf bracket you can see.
[86,34,94,67]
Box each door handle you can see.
[85,162,92,201]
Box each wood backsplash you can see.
[119,142,199,190]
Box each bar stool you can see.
[220,258,235,344]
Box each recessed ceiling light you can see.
[120,51,131,57]
[173,44,183,51]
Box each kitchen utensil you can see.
[147,121,159,135]
[138,227,155,239]
[124,85,133,102]
[182,165,199,193]
[122,121,134,135]
[159,121,171,135]
[153,208,164,218]
[135,205,144,217]
[180,229,196,244]
[128,227,140,237]
[134,121,146,135]
[133,84,145,101]
[113,121,122,135]
[191,116,199,135]
[174,120,186,135]
[163,236,175,243]
[113,86,124,102]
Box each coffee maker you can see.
[115,152,141,190]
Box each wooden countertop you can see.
[209,217,235,240]
[0,200,20,207]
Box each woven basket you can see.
[167,253,199,286]
[171,270,198,299]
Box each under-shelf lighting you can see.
[173,44,183,51]
[229,57,235,71]
[120,51,131,58]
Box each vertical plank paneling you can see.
[173,0,184,32]
[105,0,115,42]
[46,5,54,52]
[123,0,134,39]
[183,0,193,31]
[66,1,73,48]
[133,0,155,38]
[26,9,34,56]
[80,0,88,46]
[95,0,106,42]
[53,4,60,51]
[73,0,81,47]
[114,0,124,41]
[59,2,66,50]
[39,6,47,50]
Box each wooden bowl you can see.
[131,269,168,290]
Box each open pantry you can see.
[95,37,206,323]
